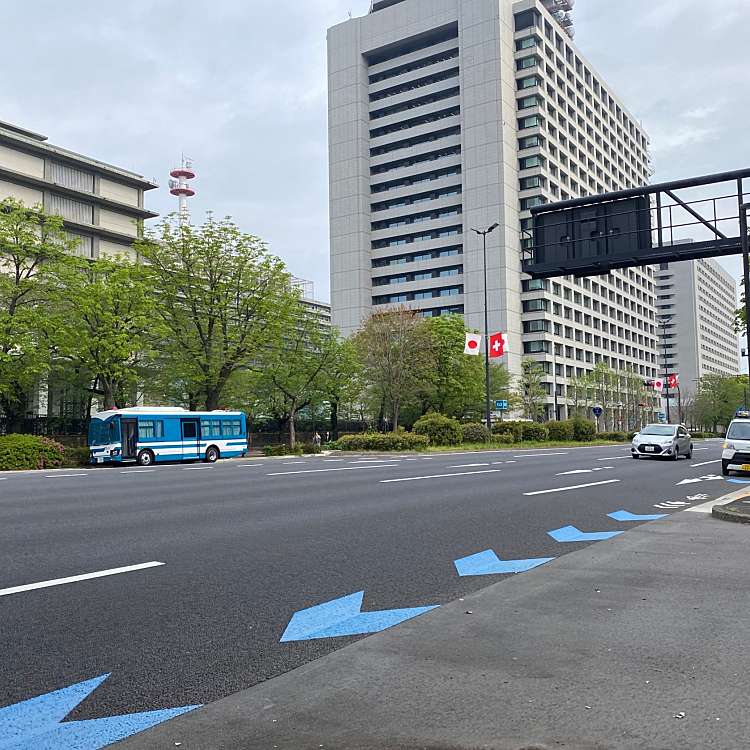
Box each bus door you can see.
[181,418,200,460]
[121,419,138,460]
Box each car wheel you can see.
[632,453,639,459]
[671,446,679,461]
[137,449,154,467]
[205,446,220,463]
[722,461,730,476]
[686,444,693,460]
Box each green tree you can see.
[515,357,547,420]
[256,303,342,448]
[49,255,157,410]
[136,214,296,411]
[354,307,435,431]
[423,314,484,418]
[321,337,363,440]
[0,198,75,429]
[693,374,746,432]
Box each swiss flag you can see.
[667,374,679,389]
[489,332,506,358]
[652,378,665,392]
[464,332,481,355]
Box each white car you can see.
[631,424,693,460]
[722,418,750,476]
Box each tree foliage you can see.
[515,357,547,420]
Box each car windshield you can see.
[88,417,120,446]
[640,425,675,436]
[727,421,750,440]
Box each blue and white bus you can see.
[88,407,248,466]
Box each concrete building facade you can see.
[327,0,659,418]
[0,119,158,260]
[655,257,740,399]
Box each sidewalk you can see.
[119,509,750,750]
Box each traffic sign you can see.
[495,400,509,410]
[592,406,603,417]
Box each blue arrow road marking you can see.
[727,478,750,484]
[454,549,555,577]
[547,525,624,543]
[607,510,668,522]
[0,673,200,750]
[280,591,438,642]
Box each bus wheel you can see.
[205,446,220,463]
[137,449,154,466]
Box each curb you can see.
[710,486,750,523]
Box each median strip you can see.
[524,479,621,496]
[0,561,165,598]
[380,469,502,484]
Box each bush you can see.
[571,417,596,442]
[547,420,575,441]
[413,413,462,446]
[520,423,549,442]
[492,421,525,441]
[262,444,302,456]
[63,445,91,467]
[0,434,66,471]
[599,431,628,442]
[461,423,490,444]
[299,443,322,455]
[492,432,516,444]
[627,431,638,441]
[333,432,430,452]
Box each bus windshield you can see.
[88,417,120,446]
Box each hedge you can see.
[547,420,575,441]
[262,443,322,456]
[571,417,596,442]
[461,423,490,444]
[599,431,628,442]
[63,445,92,467]
[492,421,525,441]
[413,413,462,446]
[520,422,549,441]
[0,434,66,471]
[492,432,516,444]
[333,432,430,451]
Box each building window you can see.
[524,340,550,354]
[523,298,548,312]
[518,115,542,130]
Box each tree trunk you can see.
[205,390,220,411]
[288,404,297,449]
[331,399,339,440]
[392,400,400,432]
[377,398,385,432]
[101,378,117,411]
[0,393,25,433]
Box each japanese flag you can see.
[652,378,664,392]
[489,332,506,358]
[464,333,482,355]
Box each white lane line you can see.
[524,479,621,496]
[513,453,568,458]
[350,460,400,464]
[268,464,399,476]
[380,469,502,484]
[183,466,212,471]
[596,456,630,461]
[238,464,265,467]
[45,473,87,478]
[282,461,307,465]
[120,469,156,474]
[447,463,491,468]
[0,561,165,598]
[491,461,504,465]
[690,459,721,468]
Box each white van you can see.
[721,418,750,476]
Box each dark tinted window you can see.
[182,421,198,439]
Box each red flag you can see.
[667,374,679,389]
[489,332,506,358]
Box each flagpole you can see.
[472,223,499,433]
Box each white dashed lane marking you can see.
[380,469,502,484]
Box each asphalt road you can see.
[0,441,732,728]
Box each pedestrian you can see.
[313,432,321,447]
[325,431,330,443]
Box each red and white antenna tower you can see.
[168,156,196,225]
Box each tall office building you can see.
[655,258,740,398]
[328,0,659,418]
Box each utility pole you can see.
[472,223,499,433]
[659,316,673,423]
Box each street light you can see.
[740,202,750,383]
[472,222,500,432]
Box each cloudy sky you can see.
[2,0,748,300]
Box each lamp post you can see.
[472,222,500,432]
[658,315,673,423]
[740,201,750,382]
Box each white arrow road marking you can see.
[678,474,723,485]
[555,467,614,476]
[0,561,165,598]
[524,479,620,496]
[690,460,721,468]
[686,494,709,501]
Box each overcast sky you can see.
[2,0,748,301]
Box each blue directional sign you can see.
[608,510,668,522]
[454,549,555,576]
[0,674,199,749]
[547,525,624,543]
[280,591,438,642]
[592,406,603,417]
[495,400,509,410]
